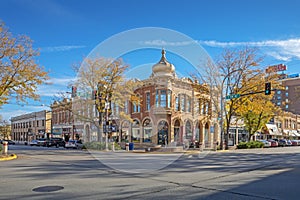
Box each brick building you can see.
[119,50,218,148]
[11,110,51,143]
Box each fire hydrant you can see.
[2,141,8,156]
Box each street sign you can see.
[225,94,240,99]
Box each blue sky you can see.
[1,0,300,121]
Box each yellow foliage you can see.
[0,22,49,106]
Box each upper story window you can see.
[146,92,150,111]
[175,96,179,111]
[180,94,185,112]
[167,90,171,108]
[160,90,167,107]
[155,89,172,108]
[186,96,191,113]
[132,95,141,113]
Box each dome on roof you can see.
[152,49,175,77]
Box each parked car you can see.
[291,140,300,146]
[286,140,292,146]
[65,140,84,149]
[267,139,278,147]
[75,140,84,149]
[46,138,65,148]
[278,139,287,147]
[273,138,287,147]
[258,140,271,148]
[2,139,16,145]
[29,140,39,146]
[65,140,77,149]
[37,138,47,146]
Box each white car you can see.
[65,140,84,149]
[258,140,271,148]
[65,140,76,149]
[29,140,39,146]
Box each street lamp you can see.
[220,68,242,150]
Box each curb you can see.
[0,154,18,161]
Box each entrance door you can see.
[157,121,168,145]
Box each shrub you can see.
[237,141,264,149]
[237,142,248,149]
[84,141,121,151]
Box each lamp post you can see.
[220,68,242,150]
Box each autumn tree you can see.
[201,47,269,149]
[0,22,49,107]
[0,115,11,139]
[71,57,141,143]
[234,72,281,141]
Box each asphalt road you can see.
[1,145,300,200]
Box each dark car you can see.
[277,139,287,147]
[46,138,65,148]
[2,139,16,145]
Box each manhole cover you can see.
[32,186,64,192]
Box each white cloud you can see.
[140,39,197,46]
[140,38,300,62]
[46,77,76,86]
[38,77,75,97]
[41,45,86,52]
[198,38,300,62]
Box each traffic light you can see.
[92,90,97,100]
[71,86,77,97]
[265,82,271,95]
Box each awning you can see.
[291,130,300,137]
[266,124,281,135]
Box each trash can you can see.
[125,143,129,151]
[129,142,134,151]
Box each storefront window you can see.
[143,119,152,142]
[132,119,140,142]
[157,120,168,145]
[185,121,192,141]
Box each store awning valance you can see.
[266,124,281,135]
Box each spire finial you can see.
[159,48,167,64]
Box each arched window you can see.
[131,119,140,142]
[143,119,152,142]
[157,120,168,145]
[174,119,180,143]
[185,120,192,141]
[121,121,130,142]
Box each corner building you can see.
[121,50,218,148]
